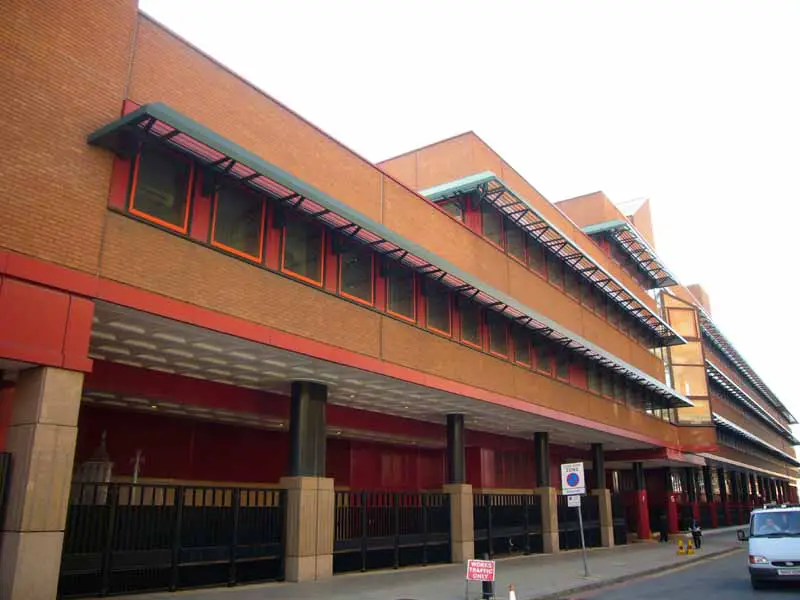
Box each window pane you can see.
[556,352,569,380]
[513,327,531,365]
[481,203,504,246]
[387,265,415,320]
[283,215,323,284]
[601,370,613,397]
[213,186,264,259]
[588,364,601,393]
[341,245,373,303]
[132,147,191,230]
[582,282,595,310]
[534,338,552,373]
[506,224,525,261]
[527,239,545,273]
[564,269,580,298]
[546,253,563,287]
[426,285,451,334]
[614,377,625,401]
[440,199,464,221]
[460,301,482,346]
[608,304,620,327]
[487,311,508,355]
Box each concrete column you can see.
[0,367,83,600]
[534,486,559,554]
[446,414,465,484]
[288,381,327,477]
[444,483,474,562]
[592,488,614,548]
[280,476,334,582]
[534,432,550,487]
[591,443,605,491]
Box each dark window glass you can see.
[212,186,264,260]
[282,214,323,284]
[481,203,504,246]
[546,253,564,287]
[614,376,625,401]
[587,364,601,393]
[556,351,570,380]
[426,285,451,335]
[527,239,545,273]
[593,289,606,316]
[460,301,482,347]
[131,146,191,231]
[534,338,552,373]
[601,370,614,397]
[565,269,580,298]
[608,304,620,328]
[620,315,630,336]
[387,264,415,321]
[487,311,508,356]
[513,327,531,365]
[506,223,526,261]
[439,199,464,221]
[340,244,373,304]
[582,282,595,310]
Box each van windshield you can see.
[751,511,800,537]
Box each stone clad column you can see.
[590,443,613,547]
[533,432,559,553]
[281,381,334,582]
[444,414,473,562]
[0,367,83,600]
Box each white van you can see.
[738,503,800,589]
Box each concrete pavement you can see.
[127,527,743,600]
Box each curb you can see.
[528,546,743,600]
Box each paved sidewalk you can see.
[129,527,743,600]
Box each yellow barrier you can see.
[687,537,695,555]
[677,537,686,555]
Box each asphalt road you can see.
[574,549,800,599]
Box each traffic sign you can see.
[466,559,495,581]
[561,462,586,496]
[567,495,581,508]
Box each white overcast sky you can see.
[140,0,800,438]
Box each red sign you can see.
[466,559,496,581]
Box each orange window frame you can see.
[280,215,326,287]
[210,190,266,263]
[425,287,452,337]
[128,148,193,235]
[386,268,417,323]
[338,250,375,307]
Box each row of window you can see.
[716,429,787,468]
[437,195,657,348]
[710,384,790,448]
[590,233,655,290]
[123,144,672,419]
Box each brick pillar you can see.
[281,476,334,581]
[535,487,559,554]
[0,367,83,600]
[444,483,474,562]
[592,488,614,548]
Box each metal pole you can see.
[577,501,590,577]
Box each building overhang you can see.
[87,102,693,409]
[420,173,685,347]
[699,309,797,424]
[712,412,800,468]
[581,219,678,289]
[698,453,799,481]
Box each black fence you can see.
[715,502,727,527]
[677,503,694,531]
[58,483,285,598]
[0,452,10,526]
[558,495,601,550]
[610,494,628,546]
[333,491,450,573]
[699,503,713,529]
[473,493,543,558]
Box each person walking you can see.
[659,511,669,543]
[689,519,702,549]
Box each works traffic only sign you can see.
[561,462,586,496]
[466,559,496,581]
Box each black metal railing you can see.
[0,452,10,526]
[58,482,284,598]
[473,493,543,558]
[610,494,628,546]
[558,495,601,550]
[333,491,450,573]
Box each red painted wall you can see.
[0,385,14,451]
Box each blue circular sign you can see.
[566,472,580,487]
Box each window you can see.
[533,337,552,374]
[608,304,620,328]
[581,282,595,311]
[339,242,374,305]
[481,202,504,247]
[601,370,614,397]
[426,284,451,335]
[211,185,265,261]
[593,289,606,317]
[460,301,482,348]
[555,351,570,381]
[505,223,526,261]
[487,311,508,356]
[620,315,630,336]
[439,198,464,221]
[386,264,415,321]
[613,376,625,402]
[526,239,545,274]
[587,363,601,393]
[282,213,324,285]
[512,326,531,365]
[564,269,580,298]
[130,145,192,233]
[546,253,564,287]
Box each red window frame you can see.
[385,266,417,323]
[210,187,266,263]
[128,146,194,234]
[280,213,326,287]
[458,301,483,349]
[425,285,452,337]
[338,246,375,307]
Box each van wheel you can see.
[750,577,766,590]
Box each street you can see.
[576,550,800,599]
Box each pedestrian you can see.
[689,519,702,549]
[659,511,669,543]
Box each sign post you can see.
[561,462,590,578]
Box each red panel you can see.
[2,253,99,298]
[374,262,386,312]
[189,172,212,242]
[0,278,69,367]
[569,360,587,389]
[63,297,95,372]
[323,235,338,292]
[107,155,133,210]
[264,204,281,270]
[121,99,141,116]
[326,437,352,486]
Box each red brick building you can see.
[1,2,797,599]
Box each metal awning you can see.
[87,102,693,409]
[699,308,797,424]
[712,412,800,467]
[420,173,684,346]
[706,361,798,444]
[582,219,678,288]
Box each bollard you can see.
[509,583,517,600]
